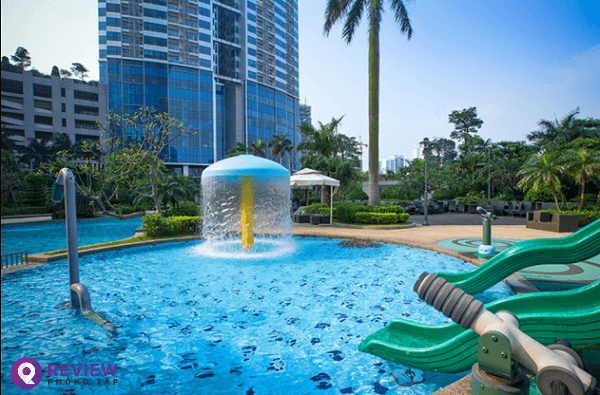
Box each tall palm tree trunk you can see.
[367,14,380,206]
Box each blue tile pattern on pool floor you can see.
[1,237,513,394]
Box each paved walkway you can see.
[293,222,599,289]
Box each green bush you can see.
[398,213,410,223]
[373,205,404,214]
[355,212,398,225]
[432,189,455,200]
[143,214,200,237]
[304,202,327,213]
[165,200,201,217]
[316,207,336,216]
[543,208,600,227]
[346,187,368,201]
[524,184,555,202]
[335,202,372,224]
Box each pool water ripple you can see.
[1,237,513,394]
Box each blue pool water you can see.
[1,217,143,256]
[1,237,513,394]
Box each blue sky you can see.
[2,0,599,168]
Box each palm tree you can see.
[298,116,344,158]
[517,152,564,210]
[324,0,414,206]
[226,142,248,157]
[283,138,295,171]
[268,134,288,165]
[18,137,54,170]
[562,148,600,210]
[526,108,593,150]
[247,140,267,157]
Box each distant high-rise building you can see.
[1,69,107,154]
[379,155,404,174]
[413,143,424,160]
[299,103,311,125]
[98,0,300,175]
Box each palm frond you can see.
[390,0,413,40]
[324,0,353,35]
[342,0,365,43]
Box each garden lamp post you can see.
[420,137,432,226]
[475,144,491,201]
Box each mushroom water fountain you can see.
[199,155,292,257]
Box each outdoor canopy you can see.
[290,168,340,225]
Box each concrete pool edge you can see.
[3,229,538,296]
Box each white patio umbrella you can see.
[290,168,340,225]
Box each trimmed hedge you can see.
[316,207,336,216]
[335,202,372,223]
[373,205,404,214]
[144,214,200,237]
[355,212,398,225]
[304,202,327,214]
[542,208,600,227]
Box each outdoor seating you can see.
[456,201,466,213]
[448,200,457,213]
[509,202,523,217]
[526,211,578,232]
[492,201,504,216]
[503,201,514,216]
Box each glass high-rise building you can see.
[98,0,300,175]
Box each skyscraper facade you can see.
[98,0,300,175]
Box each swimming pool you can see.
[1,217,143,256]
[1,237,513,394]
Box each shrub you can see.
[524,184,555,202]
[316,207,336,216]
[373,205,404,214]
[143,214,200,237]
[432,189,455,200]
[542,208,600,227]
[355,212,398,225]
[304,202,326,213]
[335,202,372,224]
[165,200,201,217]
[346,187,368,201]
[398,213,410,223]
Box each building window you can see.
[34,115,53,125]
[0,79,24,94]
[35,131,53,140]
[62,118,67,127]
[61,88,66,97]
[33,100,53,110]
[75,119,99,130]
[74,90,99,102]
[62,103,66,112]
[33,84,52,98]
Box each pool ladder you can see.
[53,168,116,334]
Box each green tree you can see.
[429,138,457,167]
[60,108,196,216]
[324,0,415,206]
[11,47,31,71]
[562,148,600,210]
[134,170,197,210]
[226,142,248,157]
[268,133,292,165]
[518,152,565,210]
[18,137,54,170]
[1,149,23,206]
[59,68,72,78]
[449,107,484,148]
[298,116,344,158]
[247,140,267,157]
[70,62,89,80]
[1,127,19,153]
[526,108,599,151]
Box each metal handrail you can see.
[1,251,29,268]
